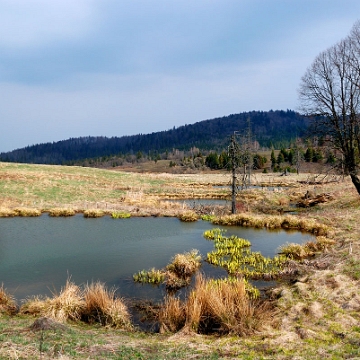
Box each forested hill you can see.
[0,110,308,165]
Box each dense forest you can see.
[0,110,309,165]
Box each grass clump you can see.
[20,280,131,329]
[111,211,131,219]
[134,250,202,291]
[279,236,336,260]
[21,280,83,322]
[212,213,330,235]
[0,207,17,217]
[166,249,202,278]
[178,211,199,222]
[0,284,17,315]
[159,274,271,335]
[83,209,105,218]
[48,208,76,217]
[82,281,132,329]
[14,208,41,217]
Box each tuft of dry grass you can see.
[212,213,330,235]
[14,208,42,217]
[158,274,272,335]
[48,208,76,217]
[83,209,105,218]
[166,249,202,278]
[178,211,199,222]
[20,280,131,329]
[82,282,132,329]
[0,207,17,217]
[0,284,17,315]
[159,296,186,333]
[21,280,84,322]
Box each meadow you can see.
[0,161,360,359]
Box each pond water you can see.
[0,215,313,303]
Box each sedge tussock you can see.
[159,296,186,333]
[0,208,17,217]
[14,208,41,217]
[179,274,271,335]
[82,281,132,329]
[20,296,47,316]
[48,208,76,217]
[83,209,105,218]
[166,249,202,278]
[212,214,330,235]
[178,211,199,222]
[0,284,17,315]
[45,280,84,322]
[21,280,84,322]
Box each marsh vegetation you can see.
[0,162,359,358]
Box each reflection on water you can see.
[0,215,313,302]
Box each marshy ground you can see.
[0,161,360,359]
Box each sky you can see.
[1,1,360,152]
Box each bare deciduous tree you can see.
[299,21,360,195]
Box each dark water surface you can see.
[0,215,313,302]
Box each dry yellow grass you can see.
[0,284,17,315]
[20,280,131,329]
[21,280,83,322]
[158,274,272,335]
[48,208,76,217]
[82,282,132,329]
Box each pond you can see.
[0,215,313,304]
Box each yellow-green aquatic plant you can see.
[178,211,199,222]
[133,268,166,284]
[111,211,131,219]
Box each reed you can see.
[48,208,76,217]
[0,284,17,315]
[83,209,105,218]
[82,281,132,329]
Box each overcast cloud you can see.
[0,0,359,152]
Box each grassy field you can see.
[1,161,360,359]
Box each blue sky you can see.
[0,0,360,152]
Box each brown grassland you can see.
[0,161,360,358]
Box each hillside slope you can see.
[0,110,308,165]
